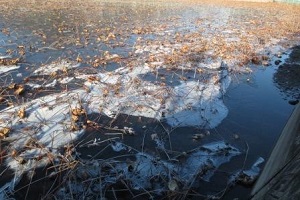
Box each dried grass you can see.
[0,0,299,199]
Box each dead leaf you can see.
[50,71,58,78]
[8,83,16,90]
[0,58,19,65]
[180,45,189,53]
[87,120,98,126]
[7,101,14,107]
[104,51,120,61]
[71,114,79,122]
[262,55,269,61]
[76,56,82,62]
[87,76,99,82]
[18,107,26,119]
[0,96,5,103]
[71,108,86,117]
[11,149,18,158]
[251,56,260,65]
[14,85,25,95]
[107,32,116,40]
[0,127,10,138]
[103,88,109,97]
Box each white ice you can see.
[0,65,20,74]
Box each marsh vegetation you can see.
[0,0,299,199]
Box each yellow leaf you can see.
[18,107,26,119]
[0,127,10,138]
[14,85,25,95]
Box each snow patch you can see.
[0,91,85,192]
[33,60,80,75]
[0,65,20,74]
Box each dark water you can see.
[219,66,295,199]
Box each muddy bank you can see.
[251,43,300,200]
[274,45,300,102]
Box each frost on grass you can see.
[0,90,86,193]
[33,60,80,75]
[55,141,240,199]
[23,60,80,89]
[0,65,20,74]
[82,58,231,128]
[0,55,231,195]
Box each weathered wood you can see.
[251,103,300,199]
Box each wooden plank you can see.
[251,104,300,199]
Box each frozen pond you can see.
[0,0,299,199]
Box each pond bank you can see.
[251,46,300,199]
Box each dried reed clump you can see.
[70,107,87,131]
[0,57,20,66]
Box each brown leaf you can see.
[103,89,109,97]
[87,76,99,82]
[71,114,79,122]
[50,71,58,78]
[11,149,18,158]
[18,107,26,119]
[70,124,79,131]
[0,127,10,138]
[7,101,14,107]
[8,83,17,90]
[0,96,5,103]
[0,58,19,65]
[14,85,25,95]
[76,56,82,63]
[262,55,269,61]
[180,45,189,53]
[71,108,86,116]
[251,56,260,65]
[107,32,116,40]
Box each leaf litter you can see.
[0,0,299,199]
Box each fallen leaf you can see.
[0,127,10,138]
[11,149,18,158]
[76,56,82,62]
[71,108,86,116]
[8,83,16,90]
[71,114,79,122]
[50,71,58,78]
[18,107,26,119]
[14,85,25,95]
[87,76,99,82]
[103,89,109,97]
[0,96,5,103]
